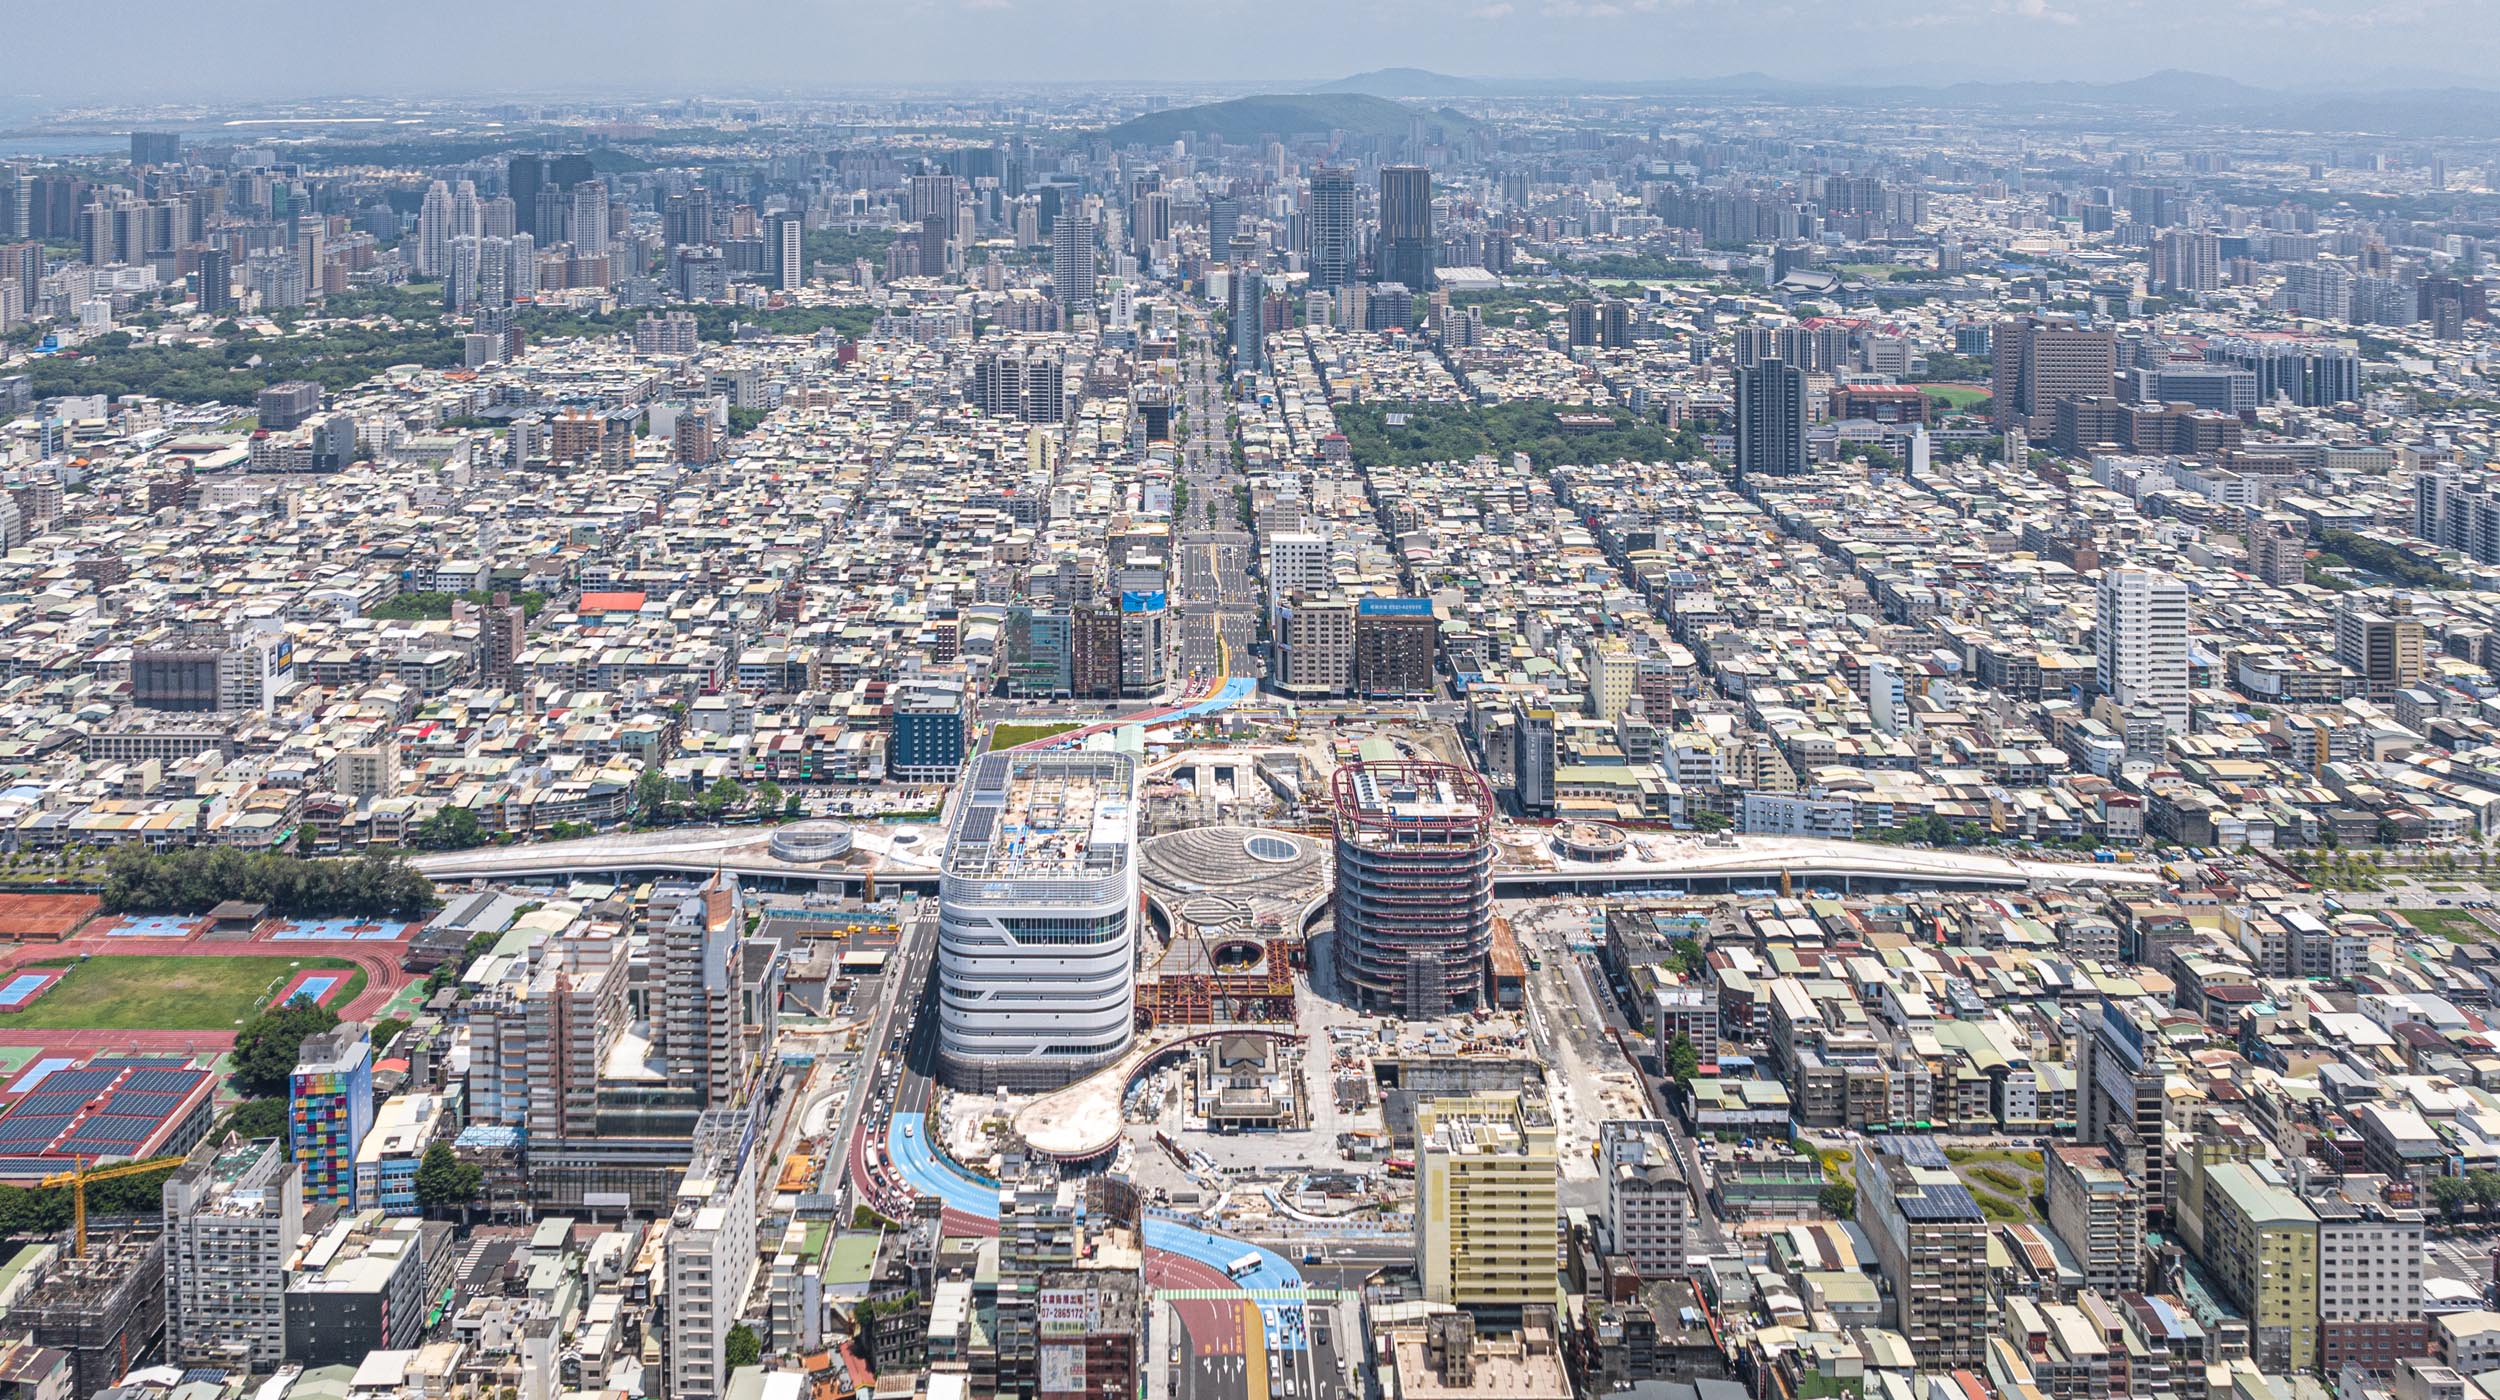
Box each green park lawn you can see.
[0,955,364,1031]
[2398,908,2489,944]
[988,722,1080,751]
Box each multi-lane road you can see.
[1174,314,1262,682]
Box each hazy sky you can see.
[18,0,2492,100]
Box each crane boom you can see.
[35,1154,182,1257]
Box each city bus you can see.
[1226,1253,1262,1280]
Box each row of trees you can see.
[2427,1170,2500,1218]
[633,770,797,827]
[102,845,437,920]
[0,1160,180,1236]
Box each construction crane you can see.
[37,1155,181,1258]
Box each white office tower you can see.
[2096,565,2191,734]
[939,750,1139,1092]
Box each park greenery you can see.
[1561,253,1713,280]
[2427,1170,2500,1219]
[521,300,875,345]
[2313,527,2468,589]
[1333,400,1703,471]
[369,590,549,622]
[22,321,467,406]
[803,227,899,267]
[102,844,437,920]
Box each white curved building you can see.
[937,750,1138,1092]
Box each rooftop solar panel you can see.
[121,1069,206,1095]
[0,1115,72,1145]
[37,1070,118,1095]
[959,806,998,845]
[61,1118,154,1142]
[99,1091,188,1119]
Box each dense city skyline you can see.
[6,32,2500,1400]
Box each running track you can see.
[0,920,414,1056]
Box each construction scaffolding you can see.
[5,1231,165,1397]
[1137,936,1297,1028]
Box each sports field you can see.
[1915,383,1992,410]
[0,955,366,1031]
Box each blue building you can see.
[289,1025,374,1208]
[354,1090,451,1214]
[889,677,969,783]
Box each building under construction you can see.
[1133,825,1331,1029]
[1331,760,1497,1017]
[3,1232,165,1396]
[1136,936,1297,1027]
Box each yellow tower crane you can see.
[37,1154,181,1257]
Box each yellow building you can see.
[2201,1160,2319,1373]
[1415,1093,1560,1315]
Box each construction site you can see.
[4,1231,165,1397]
[1133,824,1329,1029]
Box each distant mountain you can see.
[1288,66,2500,133]
[1101,93,1471,146]
[1311,68,1492,98]
[1938,69,2273,109]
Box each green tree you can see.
[414,1141,483,1216]
[636,768,675,825]
[699,776,747,818]
[1818,1180,1857,1218]
[223,1097,288,1142]
[725,1323,763,1371]
[2431,1174,2473,1219]
[231,999,344,1097]
[1667,938,1708,979]
[370,1017,411,1056]
[1666,1034,1701,1083]
[411,806,490,851]
[754,781,784,819]
[1688,810,1733,834]
[2470,1170,2500,1210]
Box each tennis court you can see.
[103,915,198,938]
[268,917,408,943]
[0,971,60,1011]
[8,1056,76,1092]
[270,969,348,1009]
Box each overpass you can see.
[411,820,2158,896]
